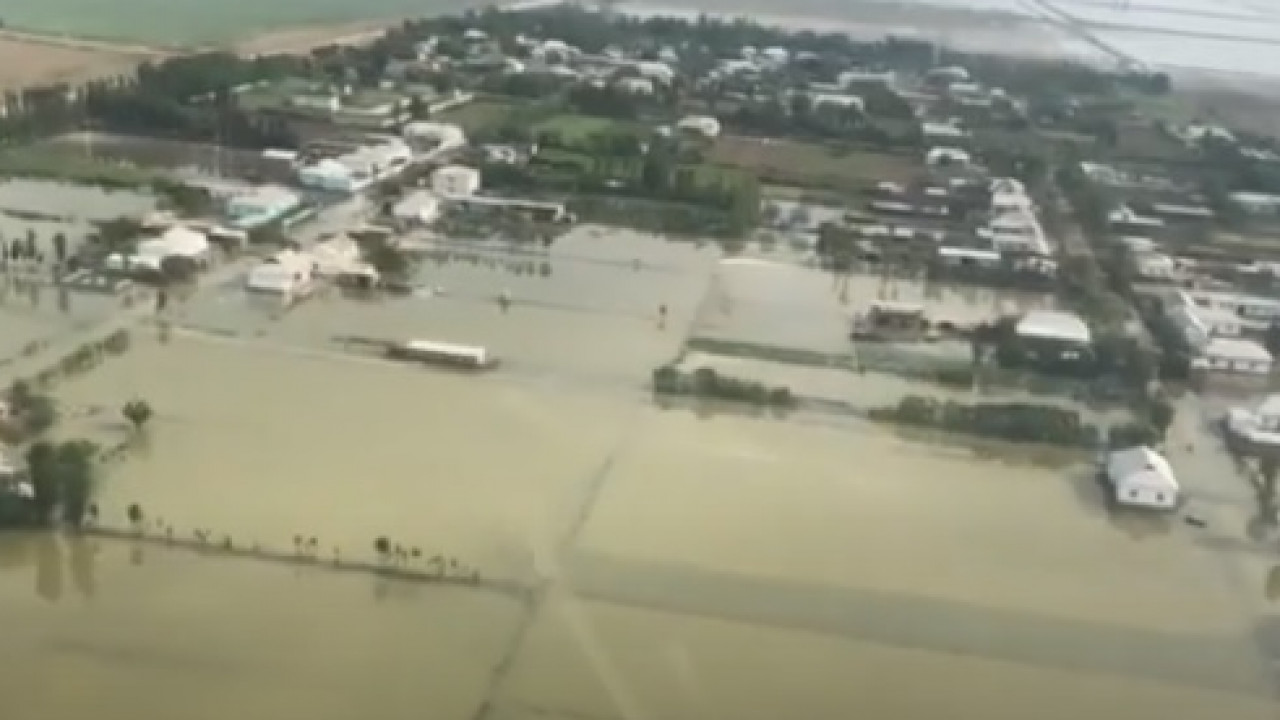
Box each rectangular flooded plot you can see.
[495,601,1277,720]
[0,533,522,720]
[577,406,1250,637]
[691,261,1059,357]
[178,228,716,382]
[51,334,639,578]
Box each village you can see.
[3,4,1280,719]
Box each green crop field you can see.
[533,114,641,142]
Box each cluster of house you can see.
[1163,288,1277,377]
[245,233,377,297]
[296,139,414,194]
[980,177,1049,256]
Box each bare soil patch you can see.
[0,33,161,91]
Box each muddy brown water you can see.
[3,230,1279,719]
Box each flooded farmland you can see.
[4,228,1280,719]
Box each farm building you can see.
[225,185,301,230]
[677,115,722,139]
[246,250,315,296]
[431,165,482,198]
[392,190,442,226]
[1193,337,1273,376]
[1014,311,1092,363]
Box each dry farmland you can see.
[0,33,161,91]
[708,135,920,191]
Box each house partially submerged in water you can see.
[1105,446,1179,510]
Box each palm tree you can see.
[122,399,153,433]
[126,503,144,531]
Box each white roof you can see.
[1106,446,1177,490]
[1016,311,1091,344]
[1253,393,1280,420]
[393,190,440,217]
[939,246,1000,262]
[1120,236,1156,252]
[922,121,966,137]
[137,226,210,259]
[1204,337,1273,364]
[403,121,465,140]
[925,147,970,165]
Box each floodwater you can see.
[0,178,155,247]
[5,226,1277,718]
[0,180,148,358]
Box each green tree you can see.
[55,441,97,528]
[360,238,410,281]
[1149,394,1175,441]
[127,503,144,529]
[25,441,58,523]
[123,399,153,433]
[51,233,67,264]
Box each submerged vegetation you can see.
[652,365,795,408]
[870,396,1099,448]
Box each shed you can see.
[1015,311,1091,345]
[392,190,442,226]
[925,147,970,167]
[1196,337,1273,375]
[1105,446,1178,510]
[246,251,314,296]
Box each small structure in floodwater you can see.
[385,339,496,370]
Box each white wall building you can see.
[392,190,442,226]
[246,250,315,296]
[403,121,467,150]
[1106,446,1179,510]
[1194,337,1273,376]
[925,147,970,167]
[1180,289,1280,328]
[1132,251,1178,281]
[431,165,481,198]
[1227,394,1280,445]
[635,61,676,84]
[298,140,412,194]
[617,77,655,95]
[299,158,359,193]
[810,93,865,113]
[1015,310,1092,347]
[676,115,721,139]
[1168,301,1241,348]
[309,236,375,282]
[226,185,301,229]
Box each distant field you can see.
[708,135,918,191]
[531,114,652,144]
[0,35,157,90]
[0,0,484,46]
[432,99,520,135]
[0,143,164,186]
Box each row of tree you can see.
[870,395,1096,446]
[652,366,795,407]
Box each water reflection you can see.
[35,532,63,603]
[68,535,99,598]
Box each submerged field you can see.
[0,227,1274,718]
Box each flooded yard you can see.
[4,227,1280,719]
[0,532,523,720]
